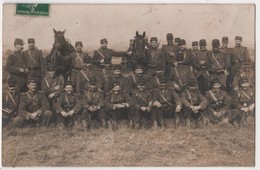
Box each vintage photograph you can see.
[1,3,255,167]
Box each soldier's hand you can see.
[68,110,75,116]
[127,51,132,56]
[173,84,181,91]
[30,112,39,120]
[169,52,174,57]
[123,103,129,108]
[249,103,255,111]
[19,68,25,73]
[241,107,249,112]
[48,93,55,99]
[154,101,162,108]
[146,107,151,112]
[61,111,68,117]
[140,106,147,111]
[175,105,182,113]
[224,69,228,76]
[54,85,60,90]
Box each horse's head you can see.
[53,28,66,49]
[134,31,146,53]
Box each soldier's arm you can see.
[104,94,114,110]
[172,90,182,106]
[5,55,22,74]
[97,92,105,108]
[39,50,45,76]
[18,94,32,120]
[54,95,65,113]
[198,93,208,110]
[72,95,82,113]
[92,51,101,66]
[181,92,192,108]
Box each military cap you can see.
[199,39,207,46]
[135,64,144,70]
[64,81,74,87]
[47,64,55,71]
[159,76,168,84]
[175,37,181,43]
[88,77,97,85]
[112,80,121,88]
[222,36,229,42]
[7,78,17,87]
[27,78,37,84]
[100,38,108,44]
[83,56,92,63]
[113,64,122,70]
[176,52,184,61]
[137,78,146,86]
[166,33,174,40]
[239,76,249,85]
[104,57,112,64]
[210,78,221,88]
[192,41,199,46]
[178,39,186,46]
[188,79,197,87]
[235,36,242,41]
[14,38,25,45]
[150,37,158,42]
[212,39,220,47]
[75,41,83,46]
[28,38,35,43]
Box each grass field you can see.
[2,117,255,167]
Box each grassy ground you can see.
[2,117,255,167]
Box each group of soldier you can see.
[2,33,255,130]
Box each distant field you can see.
[2,118,255,167]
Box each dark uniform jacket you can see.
[6,51,27,78]
[71,52,89,71]
[128,74,150,90]
[24,48,45,75]
[92,47,127,66]
[132,89,153,109]
[161,44,178,69]
[146,48,165,73]
[105,75,131,93]
[234,88,254,108]
[205,90,231,112]
[193,50,210,78]
[82,90,105,109]
[2,91,19,118]
[153,88,182,108]
[19,91,50,119]
[41,75,64,97]
[181,89,207,109]
[105,91,134,110]
[180,49,194,66]
[55,93,82,113]
[98,67,114,90]
[220,47,232,70]
[208,51,229,72]
[232,46,251,71]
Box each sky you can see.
[2,4,255,52]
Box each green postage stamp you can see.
[15,3,49,16]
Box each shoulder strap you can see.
[80,70,89,81]
[76,53,84,64]
[185,90,193,105]
[44,78,50,88]
[209,90,218,102]
[212,52,223,69]
[241,89,250,100]
[7,91,17,105]
[174,67,183,85]
[97,50,106,59]
[159,90,172,105]
[65,94,71,108]
[132,74,137,85]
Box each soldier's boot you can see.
[152,121,158,129]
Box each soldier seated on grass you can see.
[12,79,53,128]
[55,81,82,129]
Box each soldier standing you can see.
[70,41,89,89]
[191,41,199,56]
[234,76,255,126]
[92,38,128,69]
[181,79,207,128]
[230,36,251,91]
[41,65,64,109]
[2,79,19,127]
[178,39,194,66]
[104,81,134,129]
[6,38,29,93]
[161,33,178,75]
[175,37,181,46]
[193,39,210,94]
[24,38,45,88]
[81,77,106,128]
[169,52,197,93]
[152,77,182,128]
[146,37,165,77]
[55,81,82,128]
[132,78,153,128]
[13,79,53,128]
[208,39,229,89]
[98,57,114,92]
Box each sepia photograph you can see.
[1,3,256,167]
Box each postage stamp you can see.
[15,3,49,16]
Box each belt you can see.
[209,70,225,74]
[148,64,156,67]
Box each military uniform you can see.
[97,57,114,92]
[193,39,210,94]
[178,39,194,66]
[24,39,45,86]
[92,38,127,68]
[14,90,52,127]
[81,78,106,128]
[104,83,134,129]
[152,77,182,128]
[208,39,229,88]
[6,39,28,93]
[181,80,207,127]
[55,90,82,127]
[191,41,199,56]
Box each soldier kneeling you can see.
[152,77,182,128]
[13,79,53,128]
[181,79,207,128]
[55,81,82,129]
[104,81,134,129]
[81,77,106,128]
[132,78,153,129]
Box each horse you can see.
[129,31,152,70]
[46,29,76,81]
